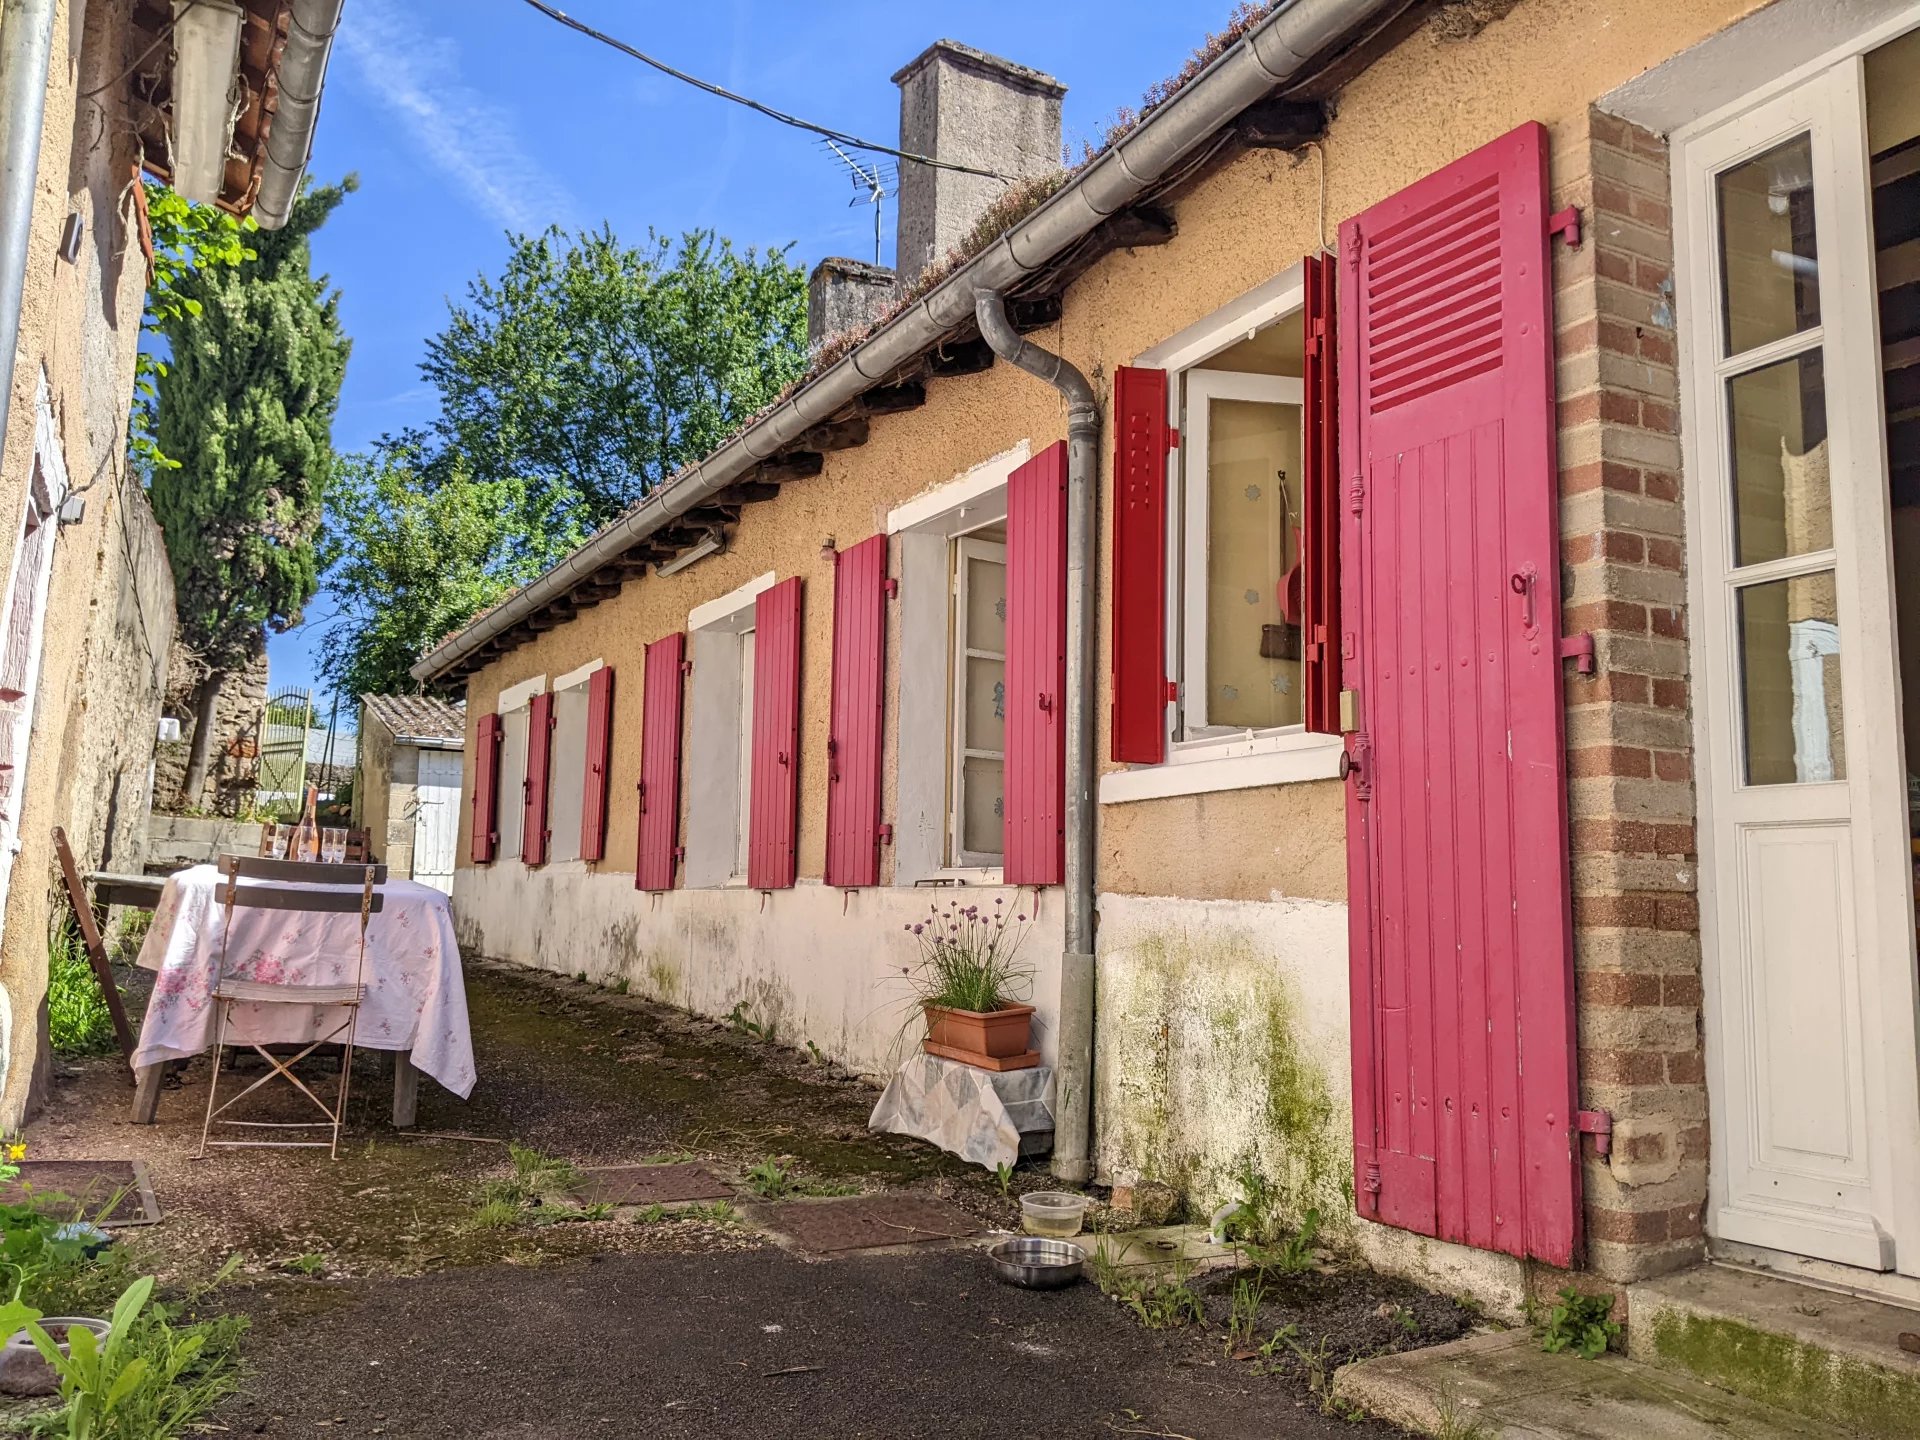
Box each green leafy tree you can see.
[316,437,580,697]
[149,179,355,804]
[423,226,808,528]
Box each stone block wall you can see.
[1553,107,1707,1282]
[153,642,267,813]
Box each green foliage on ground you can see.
[47,925,116,1058]
[1539,1286,1620,1360]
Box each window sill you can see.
[911,867,1006,887]
[1098,732,1343,804]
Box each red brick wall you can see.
[1554,108,1708,1282]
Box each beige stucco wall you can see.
[0,0,172,1124]
[356,707,395,866]
[453,0,1775,1251]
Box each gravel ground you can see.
[21,959,1442,1438]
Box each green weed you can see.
[994,1161,1014,1198]
[1540,1287,1619,1359]
[1224,1275,1267,1356]
[746,1158,792,1198]
[47,925,117,1057]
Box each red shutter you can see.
[748,576,803,890]
[1111,365,1170,764]
[1341,121,1579,1266]
[470,712,502,864]
[580,666,615,861]
[636,633,685,891]
[522,690,554,866]
[1302,251,1342,735]
[825,535,886,888]
[1005,441,1066,886]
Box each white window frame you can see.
[544,658,603,865]
[492,672,545,863]
[685,571,773,888]
[1101,267,1342,805]
[888,445,1029,884]
[949,535,1007,868]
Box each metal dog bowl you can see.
[988,1236,1086,1290]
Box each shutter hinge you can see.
[1576,1108,1614,1157]
[1548,205,1583,249]
[1347,476,1364,516]
[681,658,694,675]
[1559,632,1597,676]
[674,845,686,861]
[1167,425,1180,451]
[1361,1161,1382,1212]
[1164,680,1180,703]
[884,577,899,599]
[878,823,894,844]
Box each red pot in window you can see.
[922,1003,1039,1073]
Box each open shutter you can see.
[636,633,685,891]
[470,712,502,864]
[825,535,886,887]
[1302,251,1342,735]
[522,690,554,866]
[580,667,615,861]
[748,576,803,890]
[1005,441,1066,886]
[1342,121,1579,1266]
[1111,366,1170,763]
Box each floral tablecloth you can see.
[130,864,476,1099]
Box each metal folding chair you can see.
[195,855,387,1160]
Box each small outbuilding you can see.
[355,694,466,893]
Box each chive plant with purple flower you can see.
[900,897,1034,1014]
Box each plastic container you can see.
[1020,1191,1091,1237]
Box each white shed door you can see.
[413,750,464,894]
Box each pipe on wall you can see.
[975,289,1099,1185]
[252,0,342,230]
[0,0,59,464]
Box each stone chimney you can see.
[891,40,1066,286]
[807,257,899,350]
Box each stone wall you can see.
[153,642,268,814]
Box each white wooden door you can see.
[413,749,463,894]
[1683,61,1920,1271]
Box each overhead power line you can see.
[515,0,1014,182]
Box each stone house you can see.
[414,0,1920,1389]
[355,693,465,893]
[0,0,347,1126]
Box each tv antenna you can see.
[822,139,896,266]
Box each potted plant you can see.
[901,898,1038,1071]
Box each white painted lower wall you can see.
[451,862,1063,1080]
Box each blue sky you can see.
[273,0,1212,711]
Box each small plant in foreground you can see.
[746,1158,793,1198]
[48,924,117,1057]
[1089,1242,1204,1331]
[470,1199,520,1231]
[697,1201,739,1224]
[727,1001,772,1041]
[1539,1287,1620,1359]
[994,1161,1014,1197]
[1246,1205,1321,1279]
[1434,1382,1492,1440]
[633,1204,668,1224]
[281,1252,326,1277]
[805,1039,827,1065]
[1223,1275,1266,1356]
[608,976,630,994]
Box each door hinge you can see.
[1576,1108,1614,1157]
[1559,631,1597,676]
[1548,205,1583,249]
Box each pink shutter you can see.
[580,667,615,861]
[1302,251,1343,735]
[470,712,502,864]
[825,535,886,888]
[522,690,554,866]
[748,576,803,890]
[1111,365,1169,764]
[1341,121,1579,1266]
[636,633,686,891]
[1005,441,1066,886]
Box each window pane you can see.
[1717,133,1820,357]
[964,655,1005,752]
[1729,350,1829,567]
[1205,397,1303,731]
[960,755,1003,857]
[1737,572,1844,785]
[965,553,1005,653]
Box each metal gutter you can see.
[0,0,58,469]
[412,0,1400,685]
[252,0,342,230]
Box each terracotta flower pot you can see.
[923,1002,1039,1072]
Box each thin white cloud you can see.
[338,0,576,234]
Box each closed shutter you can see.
[636,633,686,891]
[748,576,803,890]
[1005,441,1066,886]
[1341,121,1579,1265]
[580,667,615,861]
[523,690,554,866]
[470,712,502,864]
[825,535,886,887]
[1111,365,1170,763]
[1302,251,1342,735]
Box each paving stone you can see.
[571,1162,734,1206]
[758,1194,979,1254]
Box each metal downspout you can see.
[0,0,58,461]
[975,289,1099,1185]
